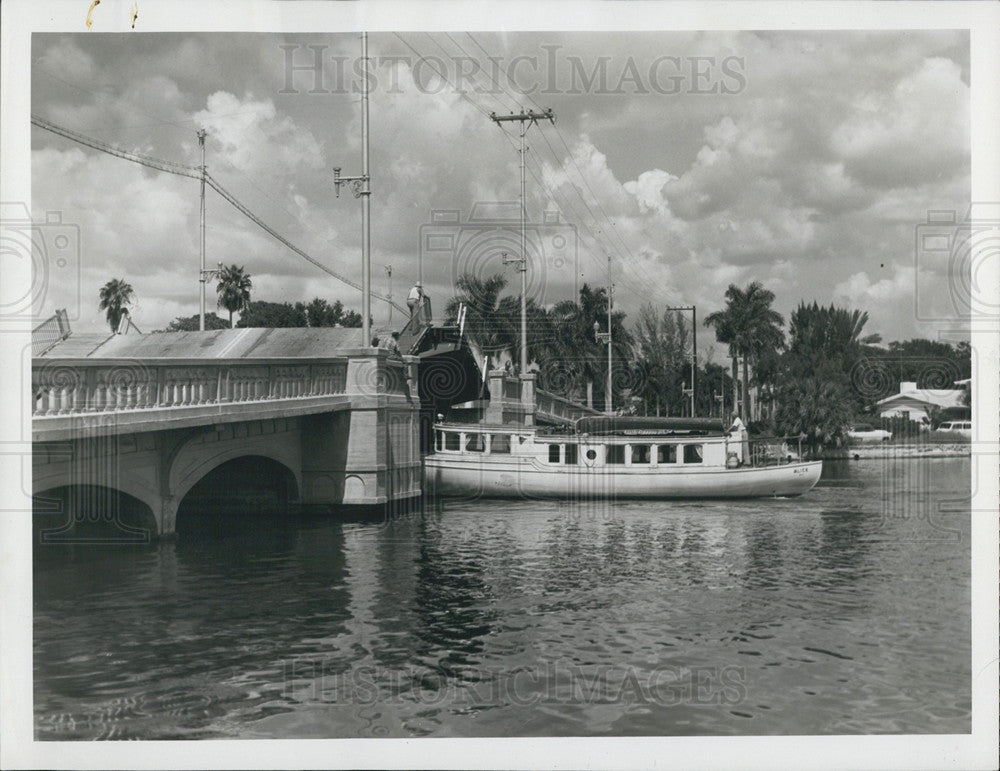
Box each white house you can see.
[876,381,968,424]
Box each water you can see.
[33,458,971,738]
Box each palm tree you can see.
[704,281,785,421]
[98,278,135,333]
[445,273,518,360]
[548,284,633,409]
[633,304,687,416]
[775,373,853,457]
[216,265,253,328]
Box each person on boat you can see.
[727,416,750,467]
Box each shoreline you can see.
[822,443,971,460]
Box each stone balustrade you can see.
[31,355,412,418]
[487,372,598,425]
[535,388,598,422]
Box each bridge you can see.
[31,316,598,540]
[32,326,422,539]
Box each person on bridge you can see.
[407,282,424,325]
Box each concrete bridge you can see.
[32,327,421,539]
[31,313,599,540]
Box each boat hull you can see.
[424,455,823,500]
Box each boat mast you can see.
[489,108,554,374]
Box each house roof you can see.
[876,388,965,410]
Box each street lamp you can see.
[594,320,613,415]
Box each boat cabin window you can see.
[631,445,650,464]
[548,444,560,463]
[444,432,460,451]
[436,432,443,451]
[465,433,485,452]
[683,444,703,464]
[565,444,578,465]
[606,445,625,464]
[657,444,677,464]
[490,434,511,454]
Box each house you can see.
[876,380,969,424]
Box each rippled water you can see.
[33,458,971,738]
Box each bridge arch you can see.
[168,429,303,506]
[32,483,158,543]
[175,455,301,537]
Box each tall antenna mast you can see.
[333,31,372,345]
[489,107,554,374]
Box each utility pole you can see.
[692,305,697,415]
[197,129,207,331]
[385,264,392,326]
[333,32,372,345]
[666,305,697,416]
[594,255,614,415]
[489,108,555,375]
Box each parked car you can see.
[935,420,972,439]
[847,424,892,443]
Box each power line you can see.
[518,144,676,308]
[461,34,664,298]
[441,32,523,115]
[32,114,201,177]
[395,32,663,304]
[31,114,406,315]
[391,32,497,121]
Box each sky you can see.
[30,29,971,350]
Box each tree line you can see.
[445,272,971,451]
[97,265,363,333]
[97,268,971,450]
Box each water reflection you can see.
[34,458,972,738]
[412,514,497,675]
[742,519,783,590]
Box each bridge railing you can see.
[495,374,598,420]
[535,387,600,422]
[30,357,408,417]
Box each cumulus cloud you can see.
[194,92,325,176]
[831,57,969,188]
[28,31,971,345]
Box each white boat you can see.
[425,416,823,500]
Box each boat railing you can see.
[742,435,806,467]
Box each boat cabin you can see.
[432,423,738,469]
